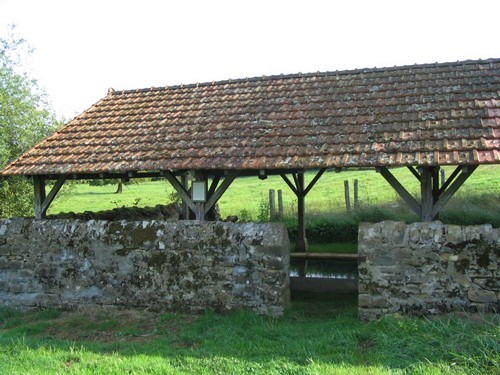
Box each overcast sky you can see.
[1,0,499,120]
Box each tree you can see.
[0,26,60,217]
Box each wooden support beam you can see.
[281,169,328,256]
[33,176,46,219]
[296,172,307,249]
[166,171,237,221]
[280,174,298,195]
[431,167,441,219]
[40,175,66,216]
[432,165,477,218]
[381,165,477,222]
[407,166,421,181]
[181,174,190,220]
[33,175,66,219]
[303,168,326,196]
[438,166,462,196]
[164,172,197,213]
[378,167,421,216]
[204,172,238,215]
[292,173,300,192]
[207,175,221,198]
[420,167,434,221]
[431,166,440,202]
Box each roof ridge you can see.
[109,58,500,96]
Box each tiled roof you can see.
[2,58,499,176]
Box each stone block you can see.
[358,222,382,242]
[359,294,388,308]
[468,289,497,303]
[359,307,387,322]
[472,277,500,291]
[446,225,465,243]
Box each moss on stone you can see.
[146,252,168,270]
[455,258,470,273]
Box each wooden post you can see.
[420,166,441,221]
[33,175,67,219]
[280,168,326,252]
[181,174,190,220]
[269,189,276,221]
[380,165,477,222]
[432,167,441,220]
[277,189,283,220]
[296,173,307,253]
[420,167,433,221]
[33,176,46,220]
[353,179,359,209]
[195,202,204,221]
[344,180,351,212]
[440,169,445,188]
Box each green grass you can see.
[0,295,498,374]
[48,165,500,221]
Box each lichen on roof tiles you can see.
[1,58,500,176]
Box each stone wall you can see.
[0,218,290,316]
[358,221,499,321]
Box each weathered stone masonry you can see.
[0,218,290,316]
[358,221,499,321]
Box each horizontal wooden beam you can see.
[27,168,317,182]
[291,252,364,262]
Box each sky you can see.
[1,0,499,120]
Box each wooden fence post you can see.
[353,179,359,209]
[277,189,283,220]
[269,189,276,220]
[344,180,351,212]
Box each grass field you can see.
[1,293,498,374]
[48,165,500,221]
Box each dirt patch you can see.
[18,308,197,343]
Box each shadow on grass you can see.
[1,293,498,374]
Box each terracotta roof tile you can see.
[1,58,499,176]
